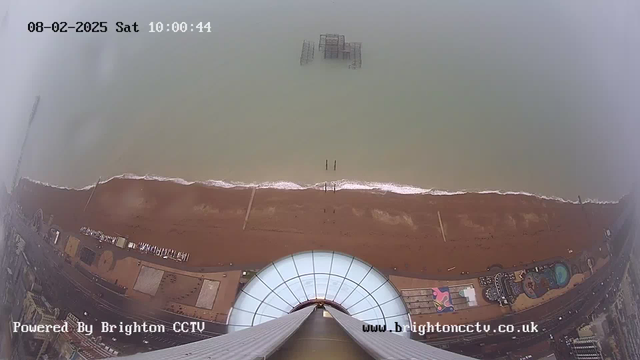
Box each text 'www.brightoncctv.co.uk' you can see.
[363,322,539,336]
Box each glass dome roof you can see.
[227,251,411,336]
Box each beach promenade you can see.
[14,178,625,276]
[8,177,636,358]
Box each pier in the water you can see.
[300,40,315,65]
[301,34,362,69]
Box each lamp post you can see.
[8,96,40,207]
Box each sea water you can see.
[1,0,638,201]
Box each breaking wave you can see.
[21,174,619,204]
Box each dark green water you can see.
[0,0,638,200]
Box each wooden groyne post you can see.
[438,211,447,242]
[83,177,101,213]
[243,188,257,230]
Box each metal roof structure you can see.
[227,251,411,337]
[325,306,476,360]
[117,305,475,360]
[117,306,315,360]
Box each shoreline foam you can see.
[21,174,618,205]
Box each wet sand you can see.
[14,178,625,275]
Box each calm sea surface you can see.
[1,0,638,200]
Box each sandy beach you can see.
[14,178,625,275]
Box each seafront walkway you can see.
[5,186,636,358]
[8,213,227,347]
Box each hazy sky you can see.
[1,1,638,200]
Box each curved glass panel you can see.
[228,251,411,337]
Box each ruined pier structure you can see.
[300,34,362,69]
[300,40,315,65]
[319,34,362,69]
